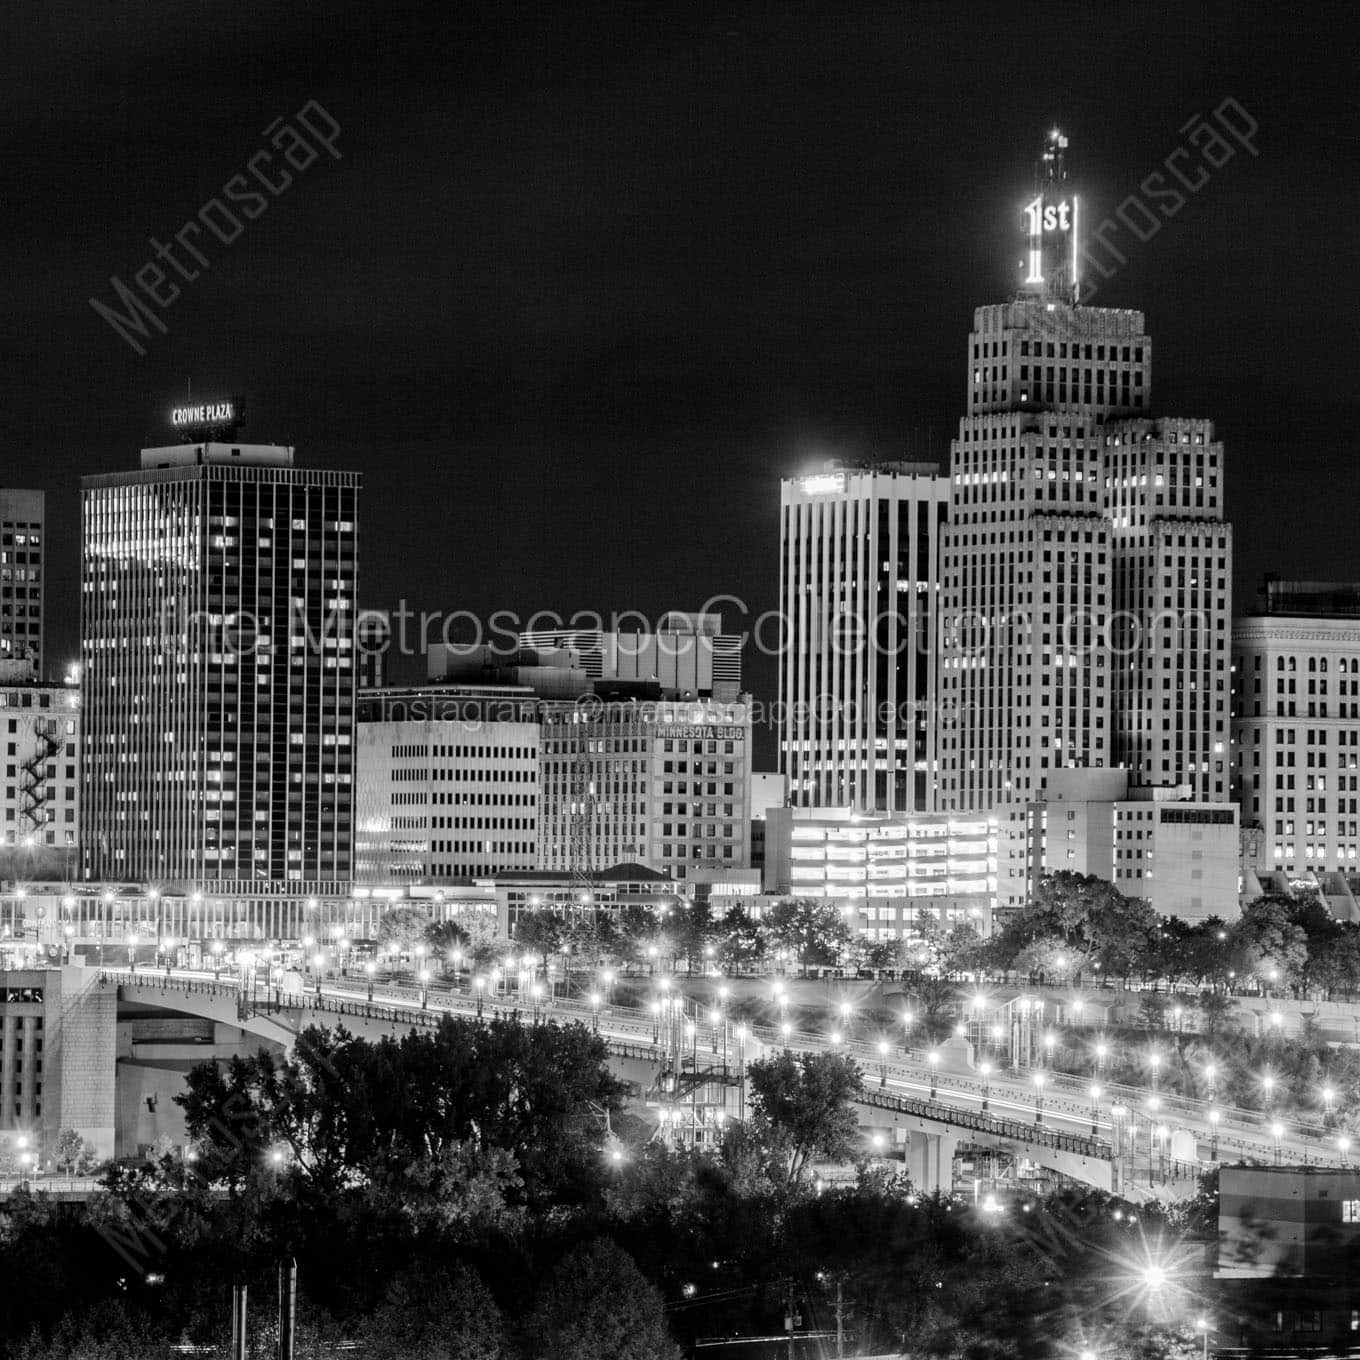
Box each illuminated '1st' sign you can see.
[1023,195,1072,233]
[1022,193,1079,291]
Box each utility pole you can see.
[834,1276,845,1359]
[785,1281,796,1360]
[230,1283,247,1360]
[277,1257,297,1360]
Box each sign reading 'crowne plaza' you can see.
[170,400,238,429]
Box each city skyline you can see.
[4,3,1359,753]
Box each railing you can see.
[856,1086,1111,1158]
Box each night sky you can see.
[5,1,1359,762]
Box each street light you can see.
[364,962,375,1002]
[312,953,325,996]
[979,1061,992,1114]
[877,1040,889,1088]
[127,933,140,973]
[1148,1050,1162,1090]
[1262,1074,1276,1113]
[927,1049,940,1101]
[1208,1108,1221,1161]
[1195,1316,1210,1360]
[1033,1071,1046,1125]
[1271,1120,1284,1162]
[589,991,602,1031]
[211,939,224,980]
[1323,1085,1336,1119]
[473,975,485,1017]
[1089,1084,1102,1138]
[419,968,431,1011]
[161,935,176,978]
[1338,1134,1351,1164]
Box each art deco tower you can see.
[938,133,1231,905]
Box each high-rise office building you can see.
[938,132,1233,904]
[779,463,948,812]
[1233,580,1360,881]
[80,431,360,890]
[0,490,44,678]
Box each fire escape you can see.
[20,729,60,838]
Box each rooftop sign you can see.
[170,400,240,433]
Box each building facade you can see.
[0,490,44,678]
[0,967,116,1163]
[0,666,79,859]
[354,686,540,884]
[80,440,360,890]
[1233,581,1360,882]
[537,696,752,880]
[763,805,994,940]
[1025,768,1238,921]
[779,462,949,814]
[937,132,1233,905]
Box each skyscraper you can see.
[938,132,1232,904]
[80,426,360,890]
[0,490,45,678]
[779,462,948,812]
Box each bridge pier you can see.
[907,1129,958,1194]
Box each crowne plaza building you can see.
[80,433,360,890]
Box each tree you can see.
[1017,872,1159,976]
[376,905,432,952]
[424,919,470,959]
[53,1129,97,1176]
[905,974,958,1040]
[1228,895,1308,990]
[353,1263,505,1360]
[614,903,664,968]
[941,921,987,975]
[1196,990,1236,1037]
[717,904,766,972]
[513,908,566,957]
[1312,923,1360,1000]
[525,1239,679,1360]
[672,898,717,973]
[765,898,853,973]
[176,1016,626,1208]
[747,1049,863,1184]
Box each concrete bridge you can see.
[102,969,1200,1196]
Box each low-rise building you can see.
[0,967,115,1164]
[1025,768,1238,920]
[763,806,995,941]
[493,863,677,937]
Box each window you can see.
[1343,1199,1360,1223]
